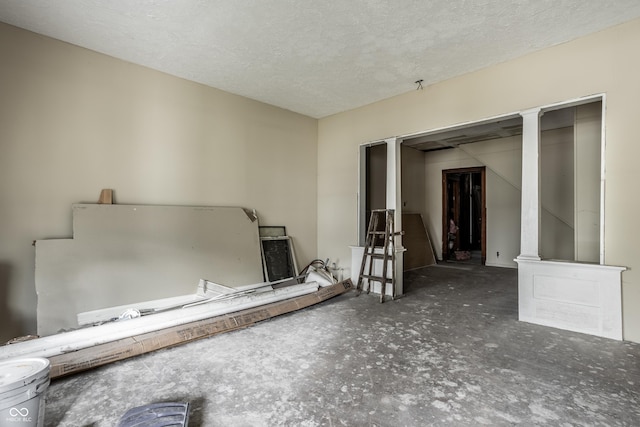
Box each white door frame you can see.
[355,138,404,297]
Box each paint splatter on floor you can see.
[45,265,640,426]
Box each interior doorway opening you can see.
[358,142,387,246]
[355,94,619,340]
[442,167,486,264]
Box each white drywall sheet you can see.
[35,204,264,336]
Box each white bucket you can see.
[0,358,50,427]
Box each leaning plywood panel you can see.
[402,213,436,270]
[35,204,264,336]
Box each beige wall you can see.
[0,23,318,342]
[575,102,602,263]
[318,18,640,342]
[401,145,426,218]
[2,18,639,343]
[540,126,575,261]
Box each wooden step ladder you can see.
[356,209,402,302]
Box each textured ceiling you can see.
[1,1,640,118]
[402,107,575,151]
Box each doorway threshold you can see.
[433,262,476,271]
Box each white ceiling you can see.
[1,1,639,118]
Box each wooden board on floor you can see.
[402,213,436,270]
[48,280,353,379]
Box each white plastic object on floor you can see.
[0,358,50,427]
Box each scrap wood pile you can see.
[0,262,352,379]
[1,197,353,378]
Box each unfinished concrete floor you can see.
[44,264,640,426]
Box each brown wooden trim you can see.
[442,166,486,175]
[441,170,448,260]
[442,167,486,264]
[481,168,486,265]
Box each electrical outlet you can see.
[497,251,500,257]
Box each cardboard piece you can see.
[48,279,353,378]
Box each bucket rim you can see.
[0,358,50,395]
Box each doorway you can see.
[358,143,387,246]
[442,167,486,264]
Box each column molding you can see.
[517,108,543,261]
[385,137,404,296]
[385,137,402,229]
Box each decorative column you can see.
[517,108,543,261]
[385,137,404,296]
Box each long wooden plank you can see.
[49,280,353,378]
[2,283,318,361]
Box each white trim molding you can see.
[385,137,405,297]
[516,259,626,340]
[355,138,405,297]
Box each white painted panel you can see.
[517,259,624,340]
[534,299,601,332]
[533,275,599,306]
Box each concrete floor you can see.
[44,264,640,426]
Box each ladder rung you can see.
[368,231,402,236]
[357,209,398,303]
[361,274,393,282]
